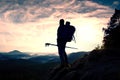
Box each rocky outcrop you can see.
[48,49,120,80]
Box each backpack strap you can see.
[72,35,76,43]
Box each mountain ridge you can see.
[0,50,89,63]
[0,50,88,80]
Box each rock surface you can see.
[48,49,120,80]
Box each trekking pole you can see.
[45,43,78,49]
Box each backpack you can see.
[57,25,76,42]
[65,25,76,42]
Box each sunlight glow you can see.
[0,0,113,55]
[78,26,97,42]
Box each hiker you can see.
[57,19,75,67]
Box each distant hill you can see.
[0,50,88,63]
[68,51,88,63]
[0,50,31,60]
[29,52,88,63]
[0,50,88,80]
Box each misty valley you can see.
[0,50,88,80]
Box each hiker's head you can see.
[66,21,70,26]
[59,19,64,26]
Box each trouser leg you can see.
[57,41,68,66]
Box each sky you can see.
[0,0,120,55]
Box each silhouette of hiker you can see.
[57,19,75,67]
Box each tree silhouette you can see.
[103,9,120,49]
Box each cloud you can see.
[0,0,115,53]
[87,0,120,10]
[0,32,10,35]
[0,0,114,23]
[113,1,119,5]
